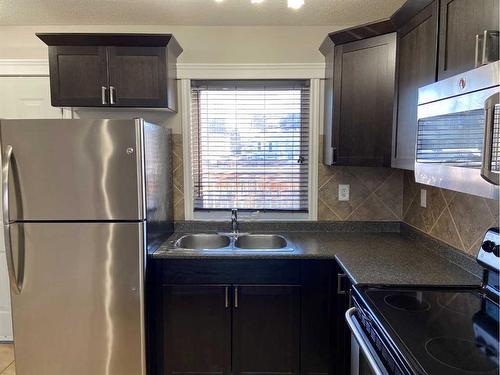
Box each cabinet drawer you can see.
[149,259,301,284]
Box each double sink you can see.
[174,233,294,252]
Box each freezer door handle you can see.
[2,145,23,294]
[2,145,12,225]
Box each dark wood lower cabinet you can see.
[162,285,232,375]
[301,261,332,375]
[232,285,300,375]
[148,260,339,375]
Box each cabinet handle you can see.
[110,86,116,105]
[475,34,484,68]
[337,273,346,295]
[101,86,107,105]
[225,286,229,308]
[234,286,239,308]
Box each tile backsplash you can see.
[318,138,404,221]
[402,170,499,257]
[172,134,185,221]
[318,166,403,220]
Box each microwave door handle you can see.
[482,30,500,65]
[345,307,389,375]
[2,145,22,294]
[481,93,499,185]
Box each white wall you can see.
[0,25,337,63]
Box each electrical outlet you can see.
[339,184,350,201]
[420,189,427,208]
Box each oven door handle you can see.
[345,307,389,375]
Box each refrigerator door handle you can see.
[2,145,22,294]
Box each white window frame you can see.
[181,68,322,221]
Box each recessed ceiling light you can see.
[251,0,265,3]
[214,0,224,3]
[288,0,304,9]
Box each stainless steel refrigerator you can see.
[0,118,173,375]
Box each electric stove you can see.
[347,228,499,375]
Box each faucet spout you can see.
[231,208,239,234]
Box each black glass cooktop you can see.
[362,287,499,375]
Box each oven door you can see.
[345,307,390,375]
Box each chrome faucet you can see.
[231,208,239,234]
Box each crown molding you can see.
[0,59,49,76]
[0,59,325,79]
[177,62,325,79]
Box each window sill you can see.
[192,210,311,222]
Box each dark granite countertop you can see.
[152,229,482,287]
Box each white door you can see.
[0,75,63,341]
[0,76,63,119]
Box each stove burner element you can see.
[384,294,431,312]
[425,337,498,373]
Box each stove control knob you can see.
[482,240,496,253]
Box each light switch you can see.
[339,184,350,201]
[420,189,427,208]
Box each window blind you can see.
[191,80,310,211]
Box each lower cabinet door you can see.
[232,285,301,375]
[162,285,232,375]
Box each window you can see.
[191,80,310,212]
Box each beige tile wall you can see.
[402,170,499,257]
[318,166,403,221]
[318,138,404,221]
[172,134,185,221]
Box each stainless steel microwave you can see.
[416,61,499,200]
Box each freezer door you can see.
[0,119,145,221]
[8,222,145,375]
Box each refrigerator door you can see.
[8,222,145,375]
[0,119,145,221]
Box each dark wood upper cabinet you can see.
[108,46,167,107]
[232,285,300,375]
[321,31,397,167]
[161,285,232,375]
[37,33,182,110]
[48,46,108,107]
[392,1,439,170]
[438,0,499,79]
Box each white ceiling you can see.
[0,0,406,26]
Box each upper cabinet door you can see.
[438,0,499,79]
[333,33,397,166]
[48,46,108,107]
[108,46,167,108]
[392,1,438,170]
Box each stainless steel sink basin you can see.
[234,234,288,250]
[175,234,231,250]
[171,233,294,252]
